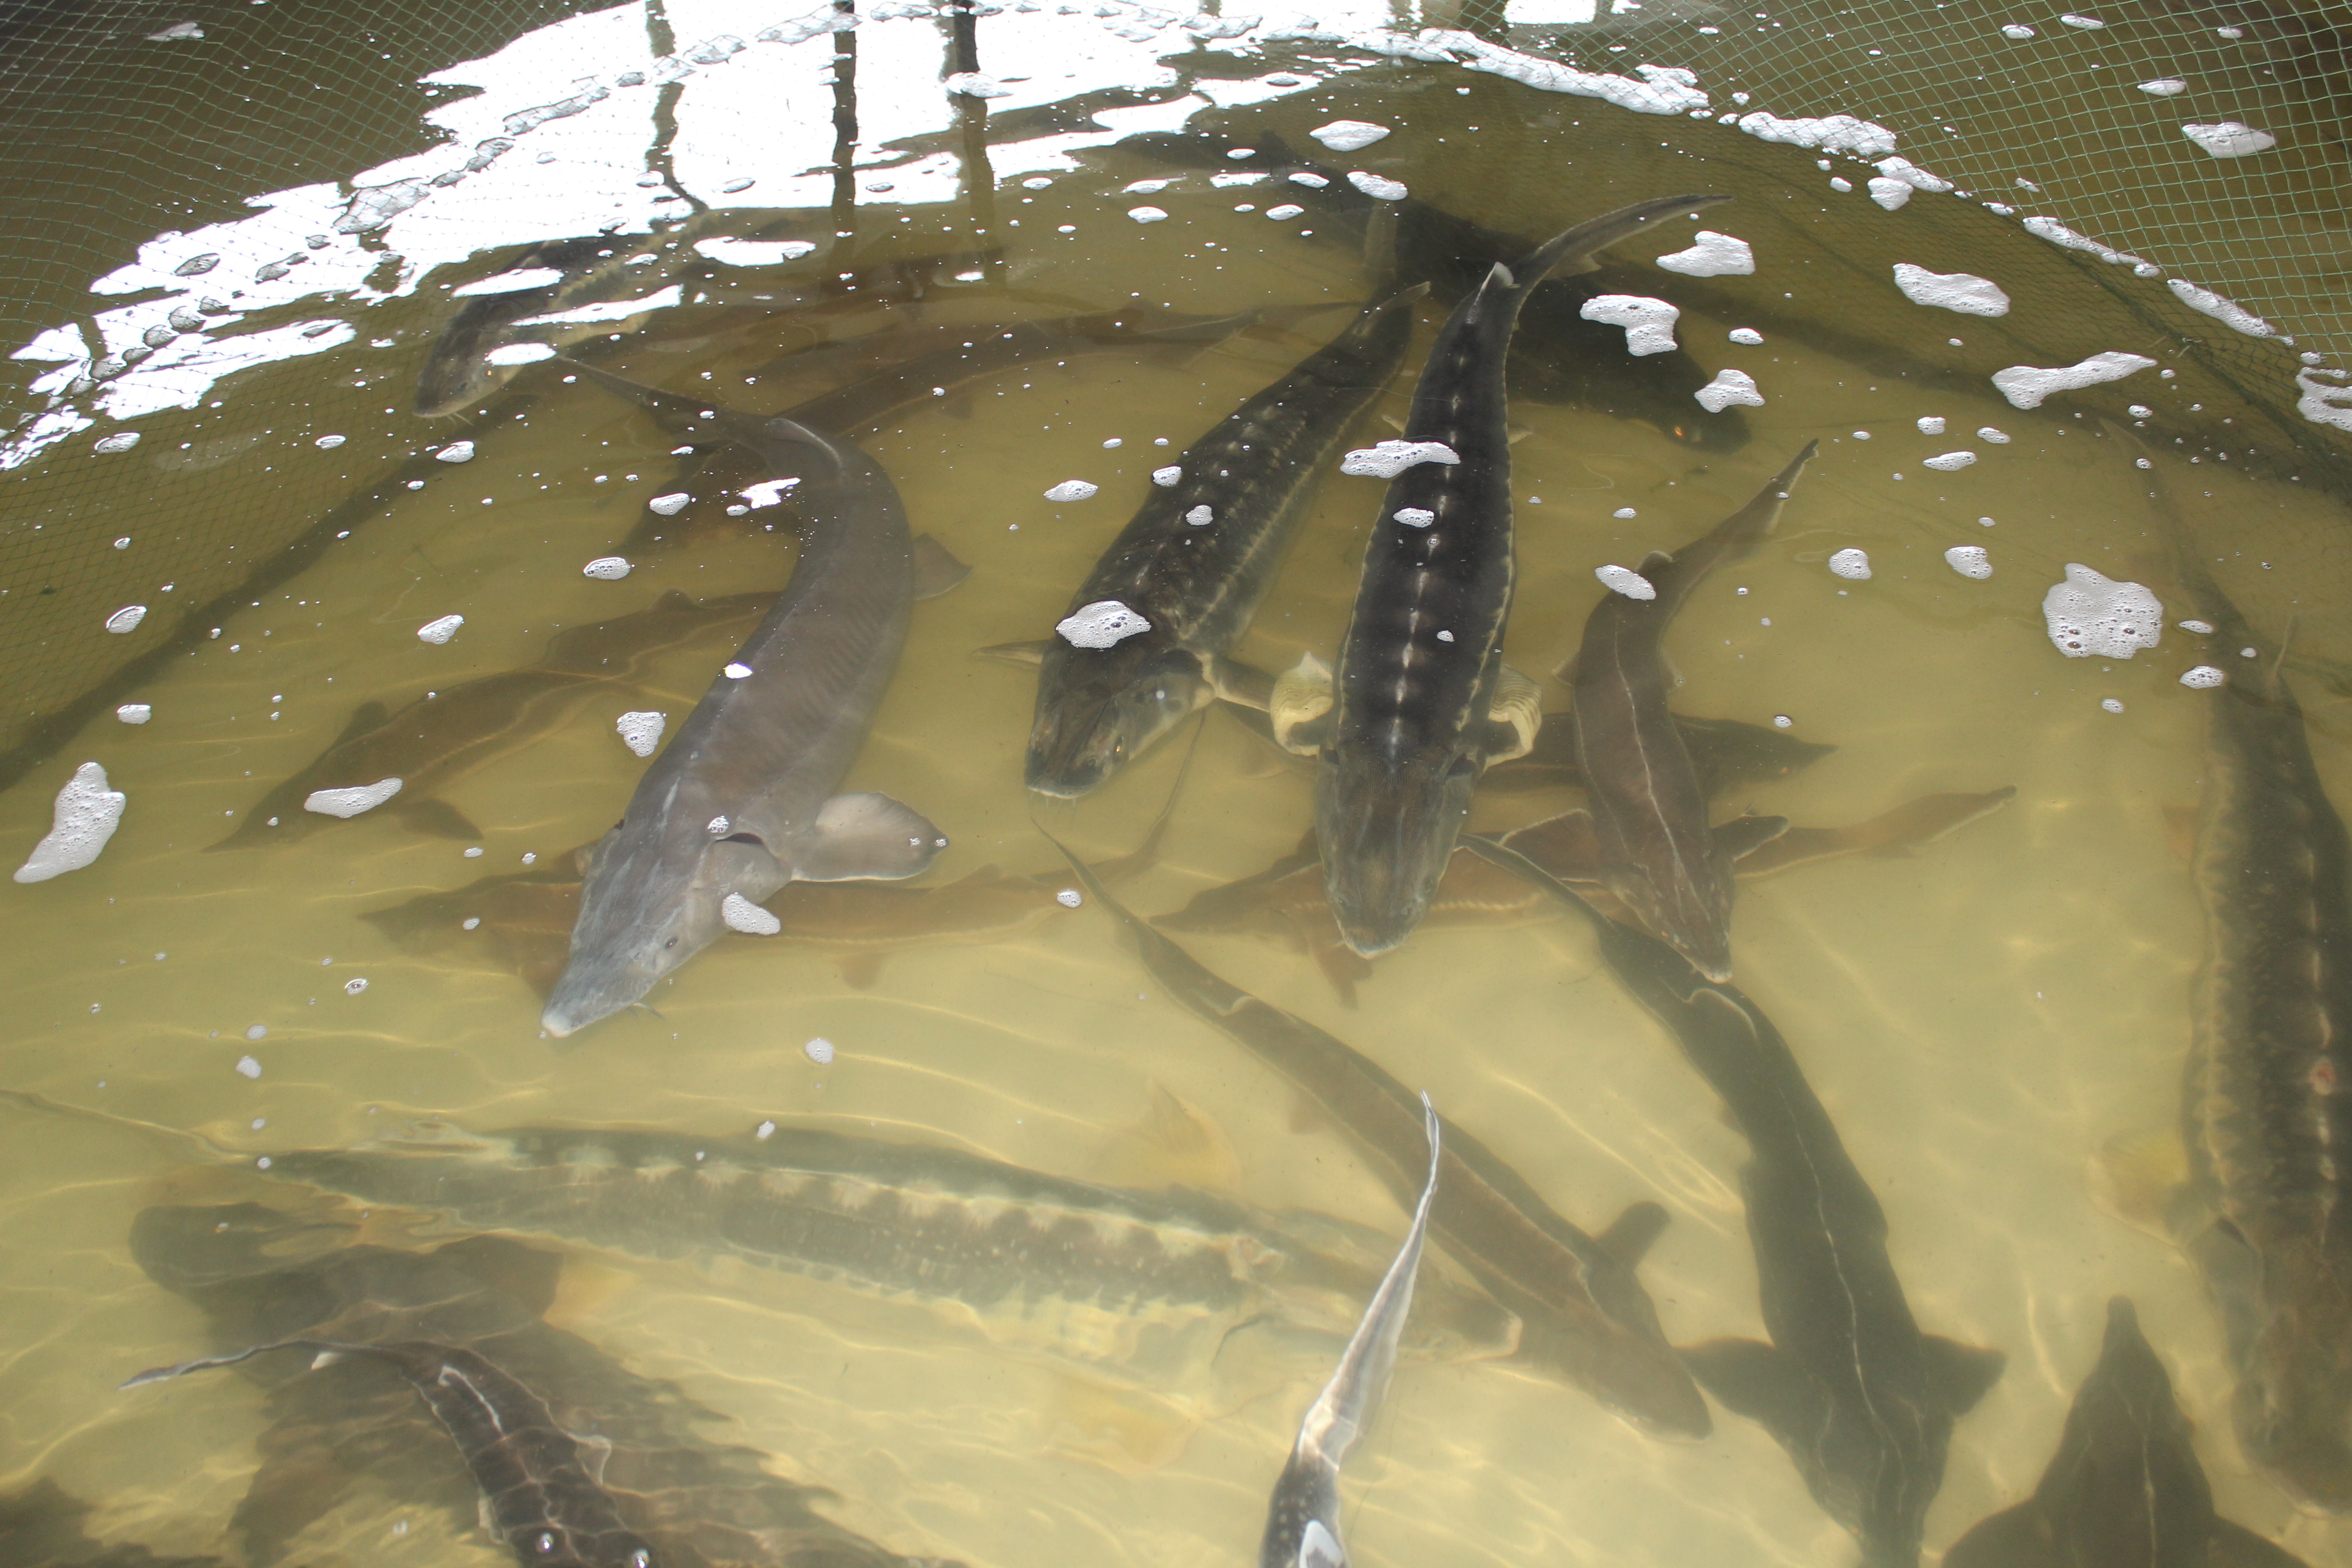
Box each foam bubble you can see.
[1346,171,1407,201]
[805,1036,836,1065]
[1829,549,1872,580]
[617,711,666,757]
[2166,279,2275,338]
[1289,171,1330,188]
[314,434,346,449]
[2180,665,2225,688]
[105,605,147,634]
[93,432,142,455]
[1184,505,1214,525]
[1976,427,2012,444]
[1867,178,1913,211]
[1917,416,1946,434]
[1265,204,1305,220]
[303,777,402,818]
[1394,507,1436,528]
[722,892,781,935]
[1128,206,1169,223]
[1150,465,1182,487]
[647,491,691,515]
[452,268,563,297]
[2178,618,2214,634]
[2043,564,2162,657]
[740,479,793,509]
[1892,263,2012,317]
[235,1055,261,1078]
[2182,121,2275,157]
[2101,697,2125,713]
[485,343,556,367]
[12,762,125,882]
[582,556,632,580]
[2139,78,2185,94]
[1612,507,1637,519]
[344,977,368,995]
[2001,23,2035,38]
[723,662,753,678]
[1579,294,1680,356]
[1944,545,1992,579]
[1057,600,1152,648]
[1056,888,1083,908]
[1655,231,1754,276]
[1044,479,1099,502]
[2059,12,2103,25]
[1923,451,1977,471]
[416,614,464,644]
[1311,119,1391,151]
[1729,327,1764,345]
[756,1120,776,1138]
[1695,368,1763,412]
[1992,351,2156,408]
[434,441,475,464]
[1597,564,1656,599]
[1341,440,1460,478]
[116,704,151,724]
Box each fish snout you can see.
[1315,755,1473,958]
[1025,658,1204,798]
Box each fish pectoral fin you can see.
[793,793,948,882]
[1940,1502,2058,1568]
[2089,1129,2191,1237]
[1496,810,1603,881]
[1207,655,1276,712]
[1711,814,1792,863]
[911,534,972,599]
[836,951,887,988]
[1094,1082,1242,1193]
[975,638,1052,667]
[1299,1519,1345,1568]
[390,797,483,840]
[1480,666,1544,764]
[1918,1335,2006,1415]
[573,833,612,877]
[1269,651,1334,757]
[1595,1200,1671,1269]
[1679,1337,1830,1439]
[1314,937,1373,1008]
[2206,1519,2315,1568]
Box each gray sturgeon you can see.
[543,364,959,1038]
[1944,1297,2307,1568]
[1566,443,1816,980]
[1303,194,1728,958]
[1024,286,1425,797]
[1260,1097,1440,1568]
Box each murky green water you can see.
[4,1,2352,1564]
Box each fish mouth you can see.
[1315,754,1473,958]
[1025,660,1204,798]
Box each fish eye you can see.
[629,1552,654,1568]
[664,936,679,950]
[534,1533,558,1554]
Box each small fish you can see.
[1024,286,1427,797]
[215,590,772,849]
[1260,1096,1440,1568]
[1493,706,1835,796]
[1471,837,2004,1568]
[1566,443,1817,980]
[543,368,963,1038]
[1118,131,1749,451]
[1297,194,1731,958]
[1043,834,1710,1437]
[1944,1297,2308,1568]
[127,1338,663,1568]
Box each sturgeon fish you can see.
[128,1339,663,1568]
[1300,193,1728,958]
[1260,1097,1440,1568]
[1566,443,1817,980]
[1472,837,2004,1568]
[1944,1297,2308,1568]
[1024,286,1426,797]
[543,366,959,1038]
[1042,835,1710,1436]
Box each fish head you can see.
[1313,747,1477,957]
[540,808,783,1038]
[414,352,505,418]
[1025,640,1210,798]
[2229,1245,2352,1508]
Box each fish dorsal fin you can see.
[1919,1334,2006,1415]
[1270,652,1334,756]
[392,797,483,840]
[653,589,693,611]
[911,534,970,599]
[1712,814,1792,862]
[1298,1519,1346,1568]
[793,793,947,883]
[1596,1200,1671,1268]
[336,701,391,743]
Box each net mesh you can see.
[0,0,2344,789]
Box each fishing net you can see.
[0,0,2344,789]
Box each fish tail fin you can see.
[1512,193,1731,289]
[0,1087,240,1167]
[121,1339,336,1390]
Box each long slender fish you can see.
[1945,1297,2308,1568]
[2154,478,2352,1509]
[1307,194,1729,957]
[1567,443,1817,980]
[544,366,956,1038]
[1024,286,1426,797]
[128,1339,662,1568]
[1042,835,1710,1436]
[1261,1097,1441,1568]
[1473,837,2004,1568]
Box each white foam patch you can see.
[1128,206,1169,223]
[1945,545,1992,579]
[1695,368,1763,412]
[1918,416,1946,434]
[1151,465,1182,486]
[485,342,556,367]
[2022,216,2149,269]
[2178,619,2214,634]
[582,556,632,580]
[1346,171,1408,200]
[519,286,682,327]
[1289,171,1330,188]
[314,434,345,449]
[1044,479,1098,502]
[416,614,464,644]
[116,704,151,724]
[1341,440,1460,478]
[2182,121,2274,157]
[1394,507,1436,527]
[1055,888,1083,908]
[1311,119,1390,151]
[1123,178,1172,195]
[451,267,563,297]
[1057,599,1151,648]
[722,892,781,935]
[2297,370,2352,432]
[1977,426,2012,444]
[1654,230,1753,277]
[1892,263,2012,317]
[2166,279,2275,337]
[2059,13,2104,26]
[1993,351,2156,408]
[695,238,818,265]
[740,479,792,508]
[1579,295,1680,356]
[2140,78,2186,94]
[617,710,666,757]
[2180,665,2226,688]
[1729,327,1764,345]
[235,1055,261,1079]
[13,762,126,882]
[434,441,475,463]
[1734,111,1898,158]
[723,662,753,679]
[804,1036,835,1065]
[1596,564,1655,599]
[1828,548,1872,580]
[304,777,402,818]
[93,432,142,454]
[1875,156,1954,193]
[1184,504,1214,525]
[647,491,691,515]
[2043,564,2162,658]
[943,71,1011,97]
[1923,451,1977,471]
[1866,177,1913,211]
[105,605,147,634]
[2001,23,2035,37]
